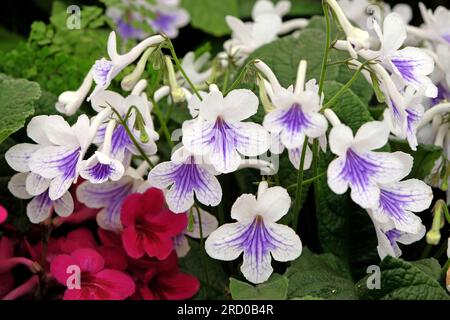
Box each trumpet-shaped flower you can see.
[79,151,125,184]
[369,13,437,97]
[90,31,164,98]
[182,88,270,173]
[148,147,222,213]
[205,182,302,284]
[419,3,450,44]
[327,121,413,208]
[55,70,93,116]
[180,52,212,86]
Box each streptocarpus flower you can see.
[90,31,164,98]
[182,86,270,173]
[91,90,159,164]
[370,178,432,233]
[8,172,74,224]
[257,60,328,168]
[369,13,437,97]
[180,52,212,86]
[419,3,450,45]
[120,188,187,260]
[148,0,189,39]
[327,121,413,208]
[205,181,302,284]
[136,252,200,300]
[174,207,218,257]
[50,248,135,300]
[148,147,222,213]
[369,212,426,259]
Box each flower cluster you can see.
[2,0,450,300]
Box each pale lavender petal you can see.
[27,192,53,223]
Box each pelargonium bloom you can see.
[50,248,135,300]
[136,252,200,300]
[174,206,218,257]
[182,86,270,173]
[205,181,302,284]
[327,121,413,208]
[120,188,187,260]
[148,147,222,213]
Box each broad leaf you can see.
[230,274,288,300]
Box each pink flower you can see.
[50,248,135,300]
[136,252,200,300]
[0,205,7,224]
[120,188,187,260]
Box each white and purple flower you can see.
[257,60,328,169]
[8,172,74,224]
[327,121,413,208]
[148,147,222,214]
[182,86,270,173]
[205,181,302,284]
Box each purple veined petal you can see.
[53,192,74,218]
[431,83,450,106]
[77,178,135,231]
[25,172,50,196]
[261,222,302,262]
[191,165,222,208]
[375,226,402,259]
[405,106,423,151]
[182,119,215,156]
[389,47,434,88]
[205,216,299,284]
[117,18,145,40]
[5,143,41,173]
[27,192,53,224]
[79,153,125,184]
[185,207,219,238]
[288,144,312,170]
[148,161,179,188]
[110,124,133,161]
[372,189,423,233]
[173,234,191,258]
[93,58,114,87]
[166,186,195,214]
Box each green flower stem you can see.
[292,137,309,233]
[287,171,326,190]
[320,61,370,111]
[166,39,202,100]
[110,106,154,168]
[318,0,332,96]
[194,203,210,298]
[222,65,231,92]
[224,60,255,96]
[150,97,174,148]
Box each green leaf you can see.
[0,26,24,52]
[0,77,41,144]
[411,258,442,281]
[182,0,239,36]
[179,239,229,299]
[285,248,357,299]
[356,257,449,300]
[390,140,443,180]
[230,274,288,300]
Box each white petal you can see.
[27,116,53,145]
[198,91,224,122]
[288,145,312,170]
[182,119,213,156]
[192,168,222,208]
[382,13,406,53]
[205,222,246,261]
[222,89,259,123]
[5,143,41,172]
[352,121,390,153]
[256,186,291,222]
[329,124,354,156]
[303,112,329,138]
[25,173,50,196]
[44,115,78,147]
[235,122,270,157]
[48,174,75,201]
[29,146,80,179]
[372,151,413,184]
[148,161,177,188]
[27,193,53,223]
[53,192,74,217]
[174,234,191,258]
[350,179,381,209]
[231,194,258,222]
[8,173,32,199]
[385,179,433,212]
[241,250,273,284]
[165,185,195,214]
[266,222,302,261]
[327,157,349,195]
